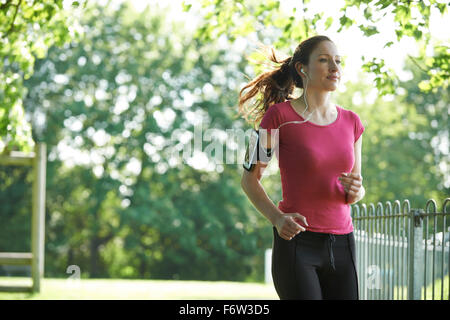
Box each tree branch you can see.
[5,0,22,37]
[407,54,428,74]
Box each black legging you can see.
[271,226,359,300]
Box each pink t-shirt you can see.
[259,100,365,235]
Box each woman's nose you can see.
[329,62,339,71]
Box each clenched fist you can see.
[274,212,308,241]
[339,172,364,204]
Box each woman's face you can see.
[298,41,342,91]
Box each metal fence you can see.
[351,198,450,300]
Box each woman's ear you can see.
[295,62,307,78]
[294,61,302,77]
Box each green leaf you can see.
[325,17,333,29]
[437,3,447,14]
[376,0,392,10]
[363,7,372,20]
[413,29,422,40]
[359,25,379,36]
[182,2,192,12]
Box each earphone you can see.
[301,68,307,76]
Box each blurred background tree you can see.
[0,0,85,153]
[3,1,269,280]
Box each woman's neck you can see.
[292,94,335,118]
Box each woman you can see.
[239,35,365,300]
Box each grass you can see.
[391,275,449,300]
[0,277,279,300]
[371,274,449,300]
[2,276,447,300]
[422,274,449,300]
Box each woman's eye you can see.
[320,58,341,63]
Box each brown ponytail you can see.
[238,35,332,127]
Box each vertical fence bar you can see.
[401,205,406,300]
[383,203,388,298]
[402,200,410,300]
[383,203,387,299]
[369,204,375,299]
[380,204,385,299]
[393,200,400,299]
[424,213,429,300]
[444,198,450,301]
[361,204,368,300]
[367,205,371,299]
[432,208,437,300]
[353,205,362,300]
[386,202,393,300]
[380,207,387,300]
[441,213,445,300]
[441,211,446,300]
[442,198,450,300]
[376,203,382,299]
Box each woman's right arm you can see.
[240,161,282,226]
[240,160,308,240]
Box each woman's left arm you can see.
[339,134,365,204]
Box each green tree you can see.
[0,165,32,253]
[0,0,85,153]
[20,1,270,280]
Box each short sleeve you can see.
[259,105,282,131]
[258,104,282,162]
[354,113,365,143]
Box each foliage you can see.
[16,1,271,280]
[0,0,85,153]
[183,0,449,95]
[0,165,32,252]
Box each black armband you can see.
[243,129,273,171]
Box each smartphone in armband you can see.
[243,129,273,171]
[243,129,259,171]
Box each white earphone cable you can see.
[300,69,313,120]
[277,69,312,129]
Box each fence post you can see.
[32,142,46,293]
[408,209,424,300]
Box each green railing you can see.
[352,198,450,300]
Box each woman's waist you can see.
[293,229,353,246]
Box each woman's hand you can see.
[339,172,363,204]
[274,212,308,241]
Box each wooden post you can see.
[31,143,46,293]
